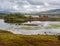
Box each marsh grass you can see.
[45,24,60,29]
[0,34,60,46]
[0,30,13,34]
[22,24,38,26]
[20,26,40,30]
[0,30,60,46]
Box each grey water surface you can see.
[0,19,60,35]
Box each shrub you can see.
[58,35,60,41]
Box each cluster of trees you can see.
[3,14,60,24]
[4,14,28,23]
[3,14,40,24]
[39,16,60,21]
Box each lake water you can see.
[0,19,60,35]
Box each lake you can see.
[0,19,60,35]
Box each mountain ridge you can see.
[0,9,60,14]
[38,9,60,14]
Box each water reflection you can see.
[0,19,60,35]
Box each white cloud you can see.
[0,0,60,13]
[44,2,50,6]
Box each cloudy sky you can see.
[0,0,60,13]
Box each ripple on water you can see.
[0,19,60,35]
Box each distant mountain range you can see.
[0,9,60,14]
[39,9,60,14]
[0,10,11,14]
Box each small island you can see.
[3,14,60,23]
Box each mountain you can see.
[0,9,60,14]
[37,9,60,14]
[0,10,12,14]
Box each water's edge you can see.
[0,19,60,35]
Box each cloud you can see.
[0,0,60,13]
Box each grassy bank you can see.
[0,30,60,46]
[0,30,13,34]
[0,34,60,46]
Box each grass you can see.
[0,30,60,46]
[20,26,40,30]
[50,24,60,28]
[22,24,38,26]
[45,24,60,29]
[0,34,60,46]
[0,30,13,34]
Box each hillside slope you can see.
[39,9,60,14]
[0,30,60,46]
